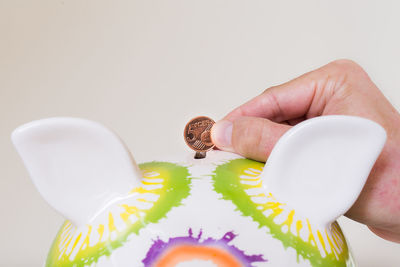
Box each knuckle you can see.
[329,59,366,76]
[331,58,359,68]
[321,59,370,94]
[262,86,276,95]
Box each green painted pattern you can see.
[212,158,349,267]
[46,162,191,267]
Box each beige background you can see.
[1,1,400,266]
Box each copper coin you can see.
[184,116,215,152]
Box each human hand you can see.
[211,59,400,243]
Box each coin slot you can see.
[194,151,207,159]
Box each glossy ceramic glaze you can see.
[12,116,386,267]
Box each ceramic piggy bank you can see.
[12,116,386,267]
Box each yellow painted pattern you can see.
[240,166,347,260]
[55,170,164,261]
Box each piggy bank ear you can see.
[261,115,386,227]
[12,117,142,226]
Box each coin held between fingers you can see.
[184,116,215,158]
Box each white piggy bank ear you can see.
[12,117,142,226]
[261,115,386,227]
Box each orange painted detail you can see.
[154,245,242,267]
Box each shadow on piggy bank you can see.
[12,115,386,267]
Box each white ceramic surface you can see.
[12,116,386,266]
[12,118,142,226]
[262,115,386,228]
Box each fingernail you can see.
[211,120,233,151]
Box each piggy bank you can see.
[12,116,386,267]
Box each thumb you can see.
[211,117,291,162]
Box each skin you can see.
[211,59,400,243]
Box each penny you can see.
[184,116,215,153]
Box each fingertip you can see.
[211,120,234,152]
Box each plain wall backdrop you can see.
[1,1,399,266]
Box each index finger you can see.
[224,65,330,123]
